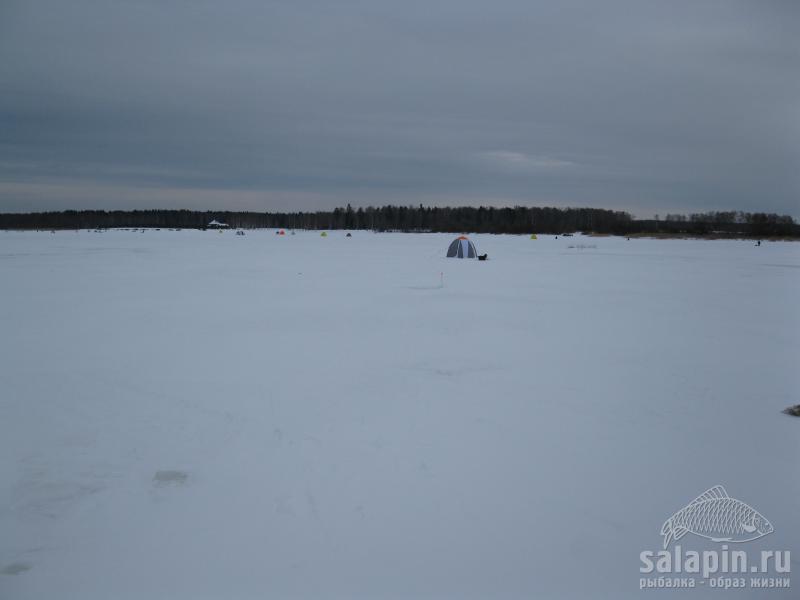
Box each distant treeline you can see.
[1,206,797,237]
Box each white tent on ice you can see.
[446,235,478,258]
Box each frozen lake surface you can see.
[1,229,798,598]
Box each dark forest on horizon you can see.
[1,205,798,237]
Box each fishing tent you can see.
[446,235,478,258]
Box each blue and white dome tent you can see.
[446,235,478,258]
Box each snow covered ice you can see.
[1,229,798,598]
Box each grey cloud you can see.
[0,0,798,216]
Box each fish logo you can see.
[661,485,774,549]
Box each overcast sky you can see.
[1,0,798,217]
